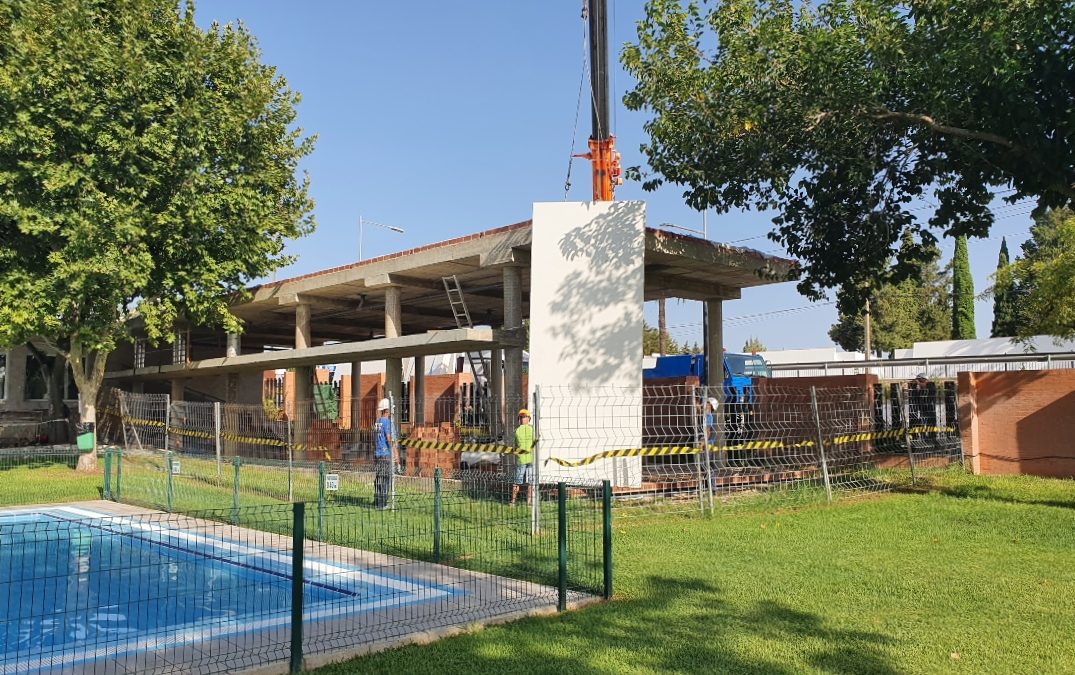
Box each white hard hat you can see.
[377,398,390,411]
[708,398,719,409]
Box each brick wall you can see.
[958,370,1075,478]
[339,371,387,429]
[752,375,878,452]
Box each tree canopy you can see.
[643,320,684,356]
[742,336,767,353]
[623,0,1075,313]
[829,236,950,355]
[1000,208,1075,342]
[0,0,314,426]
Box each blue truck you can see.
[643,352,771,445]
[642,352,771,395]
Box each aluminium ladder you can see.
[442,275,490,388]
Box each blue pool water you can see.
[0,507,451,671]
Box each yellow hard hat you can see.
[518,408,530,417]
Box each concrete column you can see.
[384,286,403,420]
[413,356,426,425]
[132,381,145,395]
[384,286,402,339]
[226,333,241,358]
[490,348,503,438]
[704,299,724,392]
[294,302,313,406]
[503,266,524,438]
[225,373,239,403]
[170,378,185,402]
[350,361,362,429]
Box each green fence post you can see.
[290,502,305,674]
[103,450,112,500]
[165,451,174,513]
[317,461,325,541]
[433,468,442,563]
[602,480,613,600]
[557,482,567,612]
[232,456,241,525]
[115,450,122,500]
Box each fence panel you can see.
[105,383,963,518]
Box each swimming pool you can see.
[0,506,454,672]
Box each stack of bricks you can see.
[407,423,462,477]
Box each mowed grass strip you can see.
[311,474,1075,675]
[0,456,101,506]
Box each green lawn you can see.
[3,456,1073,673]
[312,471,1075,674]
[0,455,102,506]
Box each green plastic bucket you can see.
[76,432,95,452]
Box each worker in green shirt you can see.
[510,408,536,506]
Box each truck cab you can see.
[641,352,770,392]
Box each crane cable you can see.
[564,2,589,199]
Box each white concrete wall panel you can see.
[529,201,645,487]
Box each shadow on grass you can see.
[916,480,1075,510]
[316,575,896,675]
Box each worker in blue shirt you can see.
[373,397,394,509]
[705,397,719,447]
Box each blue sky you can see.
[195,1,1036,353]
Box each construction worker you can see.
[705,398,719,447]
[510,408,536,506]
[373,397,394,509]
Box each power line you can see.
[665,301,837,331]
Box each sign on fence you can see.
[325,474,340,491]
[171,461,181,475]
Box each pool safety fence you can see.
[2,481,610,673]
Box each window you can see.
[134,338,146,368]
[0,352,6,400]
[66,365,78,401]
[24,354,50,400]
[172,330,189,365]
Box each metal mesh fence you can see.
[102,384,963,519]
[533,382,963,516]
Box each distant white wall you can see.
[759,348,865,364]
[528,201,646,487]
[908,336,1075,357]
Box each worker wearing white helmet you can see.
[373,397,394,509]
[705,397,719,448]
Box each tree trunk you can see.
[68,336,108,473]
[658,297,668,356]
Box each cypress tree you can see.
[951,235,976,339]
[991,237,1017,337]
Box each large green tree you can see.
[0,0,315,444]
[1000,208,1075,341]
[990,238,1017,337]
[829,236,950,355]
[623,0,1075,314]
[951,236,976,339]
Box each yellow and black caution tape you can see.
[543,426,957,468]
[399,438,529,456]
[110,414,957,471]
[545,446,696,468]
